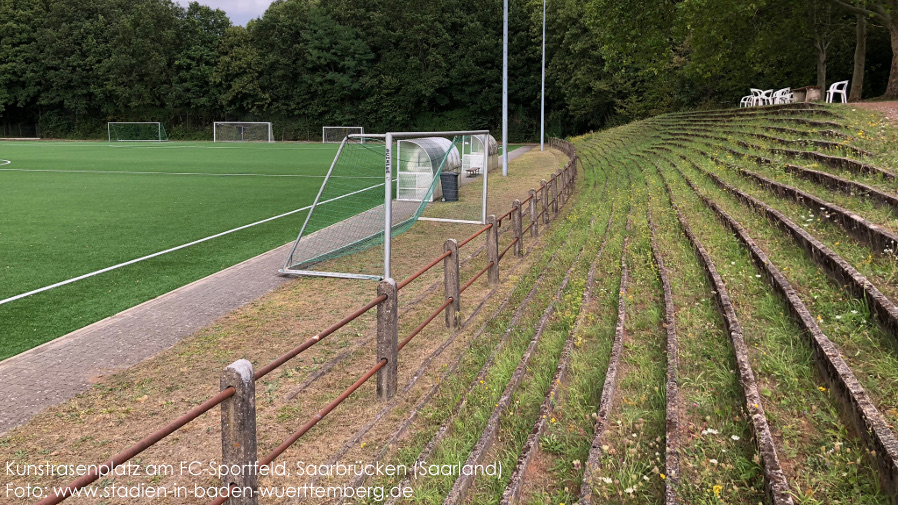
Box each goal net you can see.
[323,126,364,144]
[214,122,274,142]
[108,122,167,142]
[282,133,468,280]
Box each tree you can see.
[170,2,231,126]
[851,12,868,100]
[830,0,898,98]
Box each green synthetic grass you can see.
[0,140,526,360]
[0,141,341,359]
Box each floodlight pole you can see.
[540,0,546,151]
[502,0,509,177]
[482,134,489,224]
[384,133,393,279]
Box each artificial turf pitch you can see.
[0,141,341,360]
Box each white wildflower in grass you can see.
[836,315,842,319]
[852,310,858,314]
[755,274,761,278]
[731,435,740,441]
[701,428,720,436]
[643,475,649,482]
[624,487,635,495]
[709,459,719,465]
[600,477,612,484]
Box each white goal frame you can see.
[213,122,274,143]
[107,122,166,142]
[322,126,364,144]
[281,129,490,281]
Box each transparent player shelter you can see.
[281,130,492,280]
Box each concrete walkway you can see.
[0,143,539,436]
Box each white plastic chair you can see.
[759,89,774,106]
[749,88,764,107]
[826,80,849,103]
[739,95,752,108]
[773,87,793,104]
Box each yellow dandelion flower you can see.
[713,485,722,497]
[660,473,666,480]
[818,386,826,392]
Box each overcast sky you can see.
[175,0,274,26]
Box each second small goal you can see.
[214,122,274,142]
[322,126,364,144]
[108,122,168,142]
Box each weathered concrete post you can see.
[528,189,538,237]
[541,180,549,224]
[220,359,258,505]
[486,215,499,286]
[551,173,559,214]
[376,279,398,400]
[443,239,460,329]
[511,199,523,257]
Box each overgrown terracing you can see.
[374,104,898,504]
[546,103,898,505]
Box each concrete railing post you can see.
[443,239,460,329]
[511,199,523,257]
[528,189,538,237]
[551,174,559,214]
[541,180,549,224]
[486,215,499,286]
[220,359,258,505]
[376,279,398,400]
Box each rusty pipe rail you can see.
[458,224,492,249]
[397,250,452,290]
[256,294,386,380]
[461,261,494,294]
[398,297,454,352]
[259,359,388,467]
[37,387,237,505]
[499,237,519,261]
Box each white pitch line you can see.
[0,181,387,307]
[0,168,384,179]
[0,168,326,178]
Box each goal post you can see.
[213,122,274,142]
[107,122,167,142]
[322,126,364,144]
[281,129,491,281]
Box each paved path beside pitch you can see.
[0,143,536,436]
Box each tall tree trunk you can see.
[816,35,827,90]
[850,14,867,101]
[887,19,898,98]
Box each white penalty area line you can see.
[0,181,387,307]
[0,168,327,178]
[0,168,384,179]
[107,144,335,151]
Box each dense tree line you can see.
[0,0,892,141]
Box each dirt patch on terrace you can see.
[852,101,898,126]
[0,148,571,504]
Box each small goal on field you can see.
[108,122,168,142]
[213,122,274,142]
[281,129,491,281]
[323,126,364,144]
